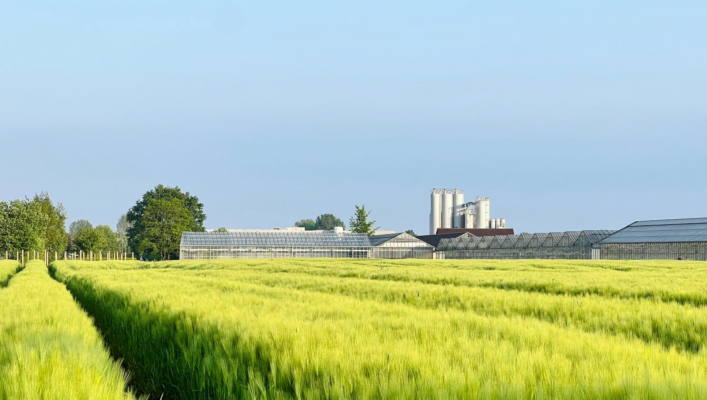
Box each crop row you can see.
[53,260,707,399]
[0,260,21,287]
[165,266,707,353]
[157,258,707,306]
[0,261,138,400]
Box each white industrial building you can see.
[429,188,507,234]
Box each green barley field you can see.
[0,261,139,400]
[31,258,707,399]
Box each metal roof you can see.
[181,231,373,247]
[436,228,515,236]
[416,233,467,247]
[599,219,707,244]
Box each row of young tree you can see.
[0,185,205,261]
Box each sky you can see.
[1,1,706,235]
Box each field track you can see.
[51,259,707,400]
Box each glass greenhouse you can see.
[438,230,615,259]
[369,233,435,259]
[180,231,372,259]
[596,218,707,260]
[180,231,436,260]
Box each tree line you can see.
[1,185,409,262]
[0,185,204,261]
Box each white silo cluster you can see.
[429,189,507,234]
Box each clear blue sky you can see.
[1,1,705,234]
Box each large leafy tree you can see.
[0,199,49,254]
[95,225,120,253]
[127,185,206,257]
[294,219,316,230]
[74,227,106,254]
[32,192,68,254]
[136,197,192,260]
[314,214,345,230]
[349,205,378,236]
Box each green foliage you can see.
[32,192,68,254]
[73,227,106,254]
[405,229,416,236]
[116,213,131,253]
[349,205,378,236]
[69,219,93,238]
[294,219,316,230]
[72,225,119,255]
[136,197,191,260]
[215,227,228,233]
[0,261,138,399]
[0,198,49,254]
[0,260,21,288]
[314,214,345,230]
[52,259,707,399]
[95,225,119,253]
[127,185,206,258]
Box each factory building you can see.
[429,189,507,234]
[596,218,707,260]
[179,228,434,260]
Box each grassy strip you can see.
[53,260,707,399]
[0,260,21,288]
[0,261,139,400]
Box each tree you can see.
[95,225,120,253]
[314,214,345,231]
[135,197,192,261]
[294,219,316,230]
[127,185,206,256]
[215,227,228,232]
[116,214,131,253]
[405,229,416,236]
[349,205,378,236]
[74,227,106,254]
[0,199,49,254]
[32,192,68,254]
[69,220,93,238]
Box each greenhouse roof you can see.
[436,230,616,251]
[416,233,467,247]
[181,231,373,247]
[369,233,434,248]
[599,218,707,244]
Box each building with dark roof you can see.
[436,228,515,236]
[596,218,707,260]
[415,233,468,248]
